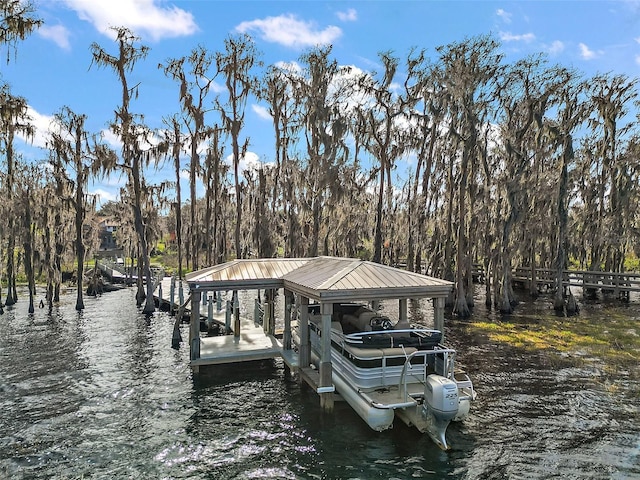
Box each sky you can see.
[3,0,640,206]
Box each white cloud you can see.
[252,104,272,121]
[15,106,54,148]
[224,151,275,179]
[496,8,512,23]
[100,125,162,152]
[91,187,119,204]
[547,40,565,56]
[62,0,198,41]
[578,42,598,60]
[235,14,342,48]
[274,60,303,74]
[499,31,536,43]
[337,8,358,22]
[101,128,123,150]
[38,24,72,50]
[239,151,262,174]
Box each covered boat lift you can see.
[185,256,453,409]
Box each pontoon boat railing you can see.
[343,328,442,345]
[399,348,456,403]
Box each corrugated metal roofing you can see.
[186,258,311,290]
[186,256,453,301]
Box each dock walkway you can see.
[153,277,300,372]
[193,311,288,367]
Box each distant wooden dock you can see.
[511,267,640,299]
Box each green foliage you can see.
[472,311,640,368]
[357,240,373,261]
[624,253,640,272]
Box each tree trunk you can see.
[529,241,538,298]
[554,134,572,312]
[373,166,385,264]
[131,158,155,314]
[453,148,470,318]
[75,197,85,311]
[5,224,16,306]
[22,190,35,314]
[175,144,183,278]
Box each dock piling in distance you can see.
[225,300,232,333]
[169,276,175,314]
[233,293,240,337]
[207,294,214,328]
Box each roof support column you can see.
[283,289,293,350]
[319,302,334,411]
[207,293,214,329]
[233,290,240,339]
[433,296,445,342]
[263,289,276,336]
[298,296,310,375]
[399,298,408,324]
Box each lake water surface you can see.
[0,286,639,479]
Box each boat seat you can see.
[348,347,384,359]
[380,346,417,357]
[341,314,373,333]
[346,346,419,360]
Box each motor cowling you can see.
[424,374,459,421]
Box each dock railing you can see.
[512,267,640,296]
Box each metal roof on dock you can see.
[186,257,453,301]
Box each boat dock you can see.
[179,257,453,412]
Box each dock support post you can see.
[399,298,408,324]
[170,276,175,314]
[433,296,445,343]
[319,302,334,411]
[262,296,269,334]
[207,294,213,328]
[298,296,310,377]
[254,298,261,326]
[269,289,276,336]
[189,291,201,362]
[233,291,240,339]
[179,280,185,307]
[225,300,232,333]
[216,291,222,311]
[283,290,293,350]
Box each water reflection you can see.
[0,286,638,479]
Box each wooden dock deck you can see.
[153,277,300,371]
[192,312,288,367]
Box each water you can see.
[1,286,639,479]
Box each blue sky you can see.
[3,0,640,206]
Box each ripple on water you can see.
[1,287,639,479]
